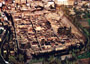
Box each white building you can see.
[55,0,74,5]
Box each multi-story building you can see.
[55,0,74,5]
[0,0,12,4]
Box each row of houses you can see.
[15,0,74,5]
[0,0,90,6]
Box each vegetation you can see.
[0,29,3,34]
[29,58,44,64]
[61,5,90,57]
[78,51,90,59]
